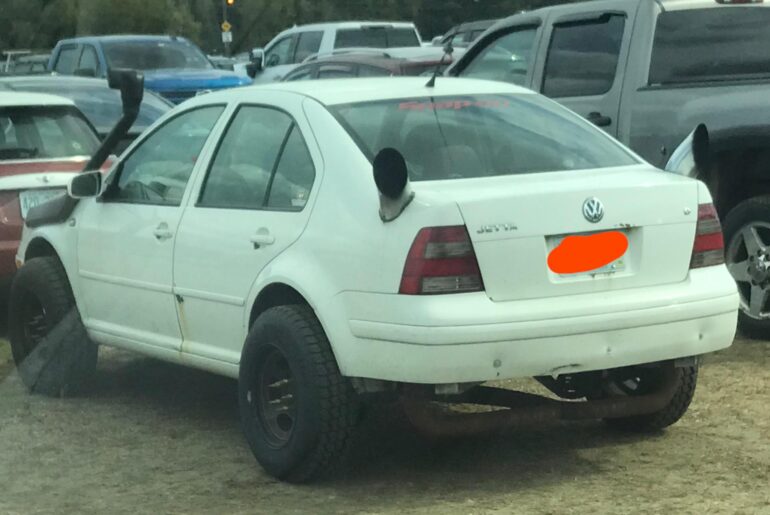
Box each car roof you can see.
[282,21,417,31]
[0,91,74,108]
[194,77,533,107]
[56,35,190,44]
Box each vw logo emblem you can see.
[583,197,604,223]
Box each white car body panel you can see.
[16,78,738,384]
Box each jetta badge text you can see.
[582,197,604,223]
[477,223,517,234]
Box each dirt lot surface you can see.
[0,337,768,515]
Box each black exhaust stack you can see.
[26,69,144,228]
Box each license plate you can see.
[19,189,65,219]
[548,230,628,276]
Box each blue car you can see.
[48,35,252,104]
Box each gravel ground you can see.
[0,337,768,515]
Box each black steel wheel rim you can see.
[255,344,297,448]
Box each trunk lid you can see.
[413,166,700,302]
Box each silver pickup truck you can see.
[449,0,770,337]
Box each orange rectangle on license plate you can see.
[547,230,628,275]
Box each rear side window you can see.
[331,94,637,181]
[0,106,99,161]
[650,8,770,85]
[200,106,315,211]
[542,14,625,98]
[54,46,80,74]
[334,27,419,49]
[460,27,537,86]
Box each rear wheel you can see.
[8,257,98,396]
[603,363,698,433]
[723,197,770,339]
[238,305,359,483]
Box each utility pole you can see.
[222,0,234,57]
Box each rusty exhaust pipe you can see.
[401,365,680,438]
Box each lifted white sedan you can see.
[10,77,738,482]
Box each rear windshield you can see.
[103,40,212,71]
[649,8,770,85]
[334,27,420,49]
[330,94,637,181]
[0,106,99,161]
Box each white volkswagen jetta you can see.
[9,78,738,482]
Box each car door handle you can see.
[153,223,173,241]
[587,111,612,127]
[250,229,275,249]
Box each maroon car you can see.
[0,92,102,328]
[281,49,458,81]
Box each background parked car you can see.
[48,35,252,104]
[432,19,498,48]
[449,0,770,337]
[282,48,459,81]
[1,53,50,76]
[0,75,172,155]
[0,91,103,331]
[244,21,424,83]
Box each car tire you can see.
[723,197,770,339]
[8,257,98,396]
[238,304,359,483]
[604,364,698,433]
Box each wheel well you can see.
[711,143,770,217]
[25,238,58,261]
[249,283,308,328]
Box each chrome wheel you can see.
[726,222,770,320]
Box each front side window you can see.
[108,106,224,205]
[103,39,212,71]
[78,46,99,74]
[460,27,537,86]
[650,8,770,85]
[265,36,296,67]
[199,106,315,211]
[294,31,324,63]
[318,64,356,79]
[542,14,625,98]
[54,46,80,74]
[331,94,637,181]
[0,106,99,161]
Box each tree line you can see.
[0,0,566,55]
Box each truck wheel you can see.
[238,305,359,483]
[723,197,770,339]
[604,364,698,432]
[8,257,98,396]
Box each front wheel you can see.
[723,197,770,339]
[238,305,359,483]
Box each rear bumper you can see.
[333,266,738,383]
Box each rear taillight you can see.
[691,203,724,269]
[399,225,484,294]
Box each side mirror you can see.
[68,171,102,199]
[107,68,145,114]
[245,62,260,79]
[373,148,414,222]
[251,48,264,64]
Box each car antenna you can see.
[425,42,453,88]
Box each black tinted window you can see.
[55,46,80,74]
[331,95,636,181]
[460,28,537,86]
[294,31,323,62]
[335,27,419,49]
[542,15,625,98]
[650,8,770,85]
[267,127,315,210]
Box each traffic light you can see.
[226,0,235,5]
